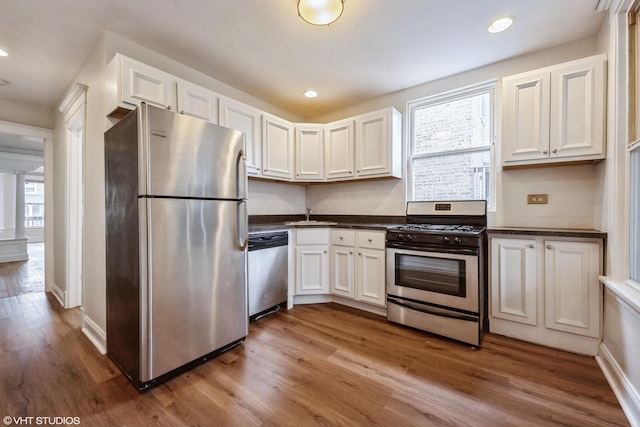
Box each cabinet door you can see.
[219,97,262,176]
[263,114,294,180]
[120,56,177,111]
[502,71,551,163]
[490,238,537,325]
[544,240,601,338]
[355,110,391,177]
[296,245,329,295]
[549,57,606,159]
[355,248,386,306]
[330,245,355,298]
[325,119,355,180]
[295,125,325,181]
[177,80,219,123]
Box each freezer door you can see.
[140,198,248,381]
[139,104,247,200]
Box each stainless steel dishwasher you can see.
[248,231,288,320]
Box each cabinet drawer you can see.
[357,231,385,249]
[331,229,355,246]
[296,228,330,245]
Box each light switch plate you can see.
[527,194,548,204]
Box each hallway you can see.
[0,243,44,299]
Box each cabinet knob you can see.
[358,252,362,256]
[324,250,327,253]
[180,110,185,114]
[166,106,172,110]
[339,236,343,240]
[552,149,558,154]
[546,244,553,250]
[349,251,353,254]
[528,244,534,248]
[543,150,548,154]
[368,238,372,242]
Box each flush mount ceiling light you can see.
[0,49,8,57]
[298,0,344,26]
[488,16,514,33]
[304,90,318,98]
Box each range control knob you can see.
[406,234,414,241]
[398,233,405,240]
[441,236,450,243]
[454,237,462,245]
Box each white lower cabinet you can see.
[330,230,356,298]
[489,235,603,355]
[295,228,329,295]
[330,229,386,307]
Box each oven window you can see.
[395,254,466,297]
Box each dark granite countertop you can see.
[487,226,607,239]
[249,215,405,233]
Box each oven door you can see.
[386,247,479,313]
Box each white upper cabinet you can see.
[219,97,262,176]
[502,54,606,167]
[107,54,403,183]
[262,114,294,180]
[325,119,355,180]
[355,108,402,178]
[116,54,177,112]
[176,79,219,123]
[295,124,325,181]
[109,54,220,124]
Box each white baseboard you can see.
[81,310,107,355]
[49,283,65,308]
[0,237,28,262]
[597,343,640,427]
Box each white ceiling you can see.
[0,0,607,119]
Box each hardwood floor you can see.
[0,243,44,298]
[0,290,629,426]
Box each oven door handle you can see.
[387,296,478,323]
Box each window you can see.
[24,181,44,228]
[630,140,640,286]
[408,81,495,207]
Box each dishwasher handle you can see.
[248,232,289,251]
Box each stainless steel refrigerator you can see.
[104,103,248,390]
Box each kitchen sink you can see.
[285,220,338,226]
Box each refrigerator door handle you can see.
[237,200,248,251]
[236,149,247,200]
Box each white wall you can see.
[0,99,53,130]
[306,37,603,227]
[248,180,305,215]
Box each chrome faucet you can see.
[306,207,311,222]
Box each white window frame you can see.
[406,80,497,209]
[628,139,640,291]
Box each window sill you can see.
[600,276,640,314]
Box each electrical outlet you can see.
[527,194,548,204]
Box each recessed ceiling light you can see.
[0,49,8,57]
[304,90,318,98]
[488,16,514,33]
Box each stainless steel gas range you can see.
[386,200,488,347]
